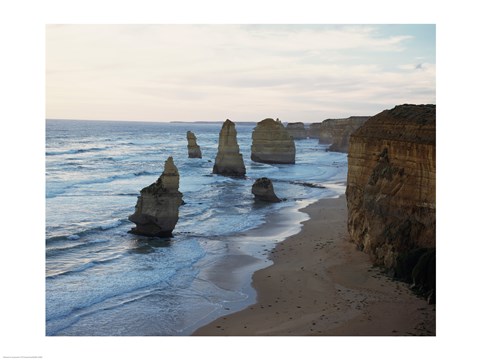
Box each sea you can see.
[45,119,347,336]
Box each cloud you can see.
[46,25,435,122]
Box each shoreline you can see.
[193,195,435,335]
[180,197,315,335]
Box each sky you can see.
[3,0,480,358]
[46,24,435,122]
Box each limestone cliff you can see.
[251,118,296,164]
[187,131,202,158]
[286,122,307,140]
[129,156,183,237]
[346,104,435,299]
[314,116,370,152]
[252,177,281,202]
[213,119,246,177]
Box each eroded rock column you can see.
[187,131,202,158]
[129,156,183,237]
[251,118,295,164]
[213,119,246,177]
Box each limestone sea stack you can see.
[306,123,323,139]
[285,122,307,139]
[212,119,246,177]
[252,177,281,202]
[251,118,296,164]
[346,104,435,300]
[128,156,183,237]
[187,131,202,158]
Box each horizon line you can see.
[45,116,372,124]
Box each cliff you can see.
[213,119,246,177]
[313,116,370,152]
[129,156,183,237]
[346,104,435,300]
[187,131,202,158]
[251,118,296,164]
[285,122,307,139]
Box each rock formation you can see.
[212,119,246,177]
[346,104,435,300]
[285,122,307,139]
[251,118,296,164]
[128,156,183,237]
[313,116,370,152]
[186,131,202,158]
[252,177,281,202]
[306,123,323,139]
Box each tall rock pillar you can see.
[213,119,246,177]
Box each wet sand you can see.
[193,195,435,336]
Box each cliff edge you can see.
[346,104,435,301]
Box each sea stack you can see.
[252,177,281,202]
[285,122,307,139]
[251,118,296,164]
[346,104,435,300]
[212,119,246,177]
[315,116,370,152]
[128,156,183,237]
[187,131,202,158]
[306,123,323,139]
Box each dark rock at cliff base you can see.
[128,156,183,237]
[346,104,435,301]
[213,119,246,177]
[252,177,281,203]
[251,118,295,164]
[187,131,202,158]
[394,248,436,303]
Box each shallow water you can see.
[45,119,347,335]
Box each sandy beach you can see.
[194,195,435,336]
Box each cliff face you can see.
[129,156,183,237]
[213,119,246,177]
[346,105,435,277]
[314,116,370,152]
[285,122,307,139]
[187,131,202,158]
[251,118,296,164]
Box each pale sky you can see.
[46,24,435,122]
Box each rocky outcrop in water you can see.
[286,122,307,139]
[252,177,281,202]
[213,119,246,177]
[251,118,295,164]
[128,156,183,237]
[346,104,435,300]
[306,123,323,139]
[187,131,202,158]
[312,116,370,152]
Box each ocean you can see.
[45,119,347,335]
